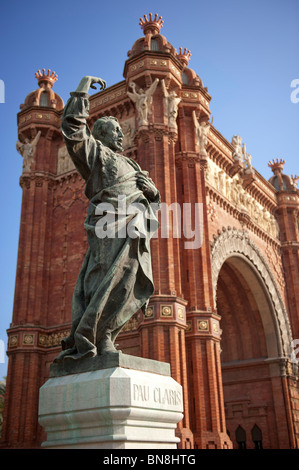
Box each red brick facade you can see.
[1,15,299,449]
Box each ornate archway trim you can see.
[210,226,292,357]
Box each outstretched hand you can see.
[90,77,106,91]
[76,76,106,94]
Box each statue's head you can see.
[92,116,123,152]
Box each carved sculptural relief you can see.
[206,158,279,238]
[127,79,159,127]
[57,145,76,174]
[16,131,41,172]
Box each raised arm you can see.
[161,79,168,98]
[61,76,106,180]
[31,130,41,147]
[146,78,159,97]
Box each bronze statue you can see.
[54,76,160,363]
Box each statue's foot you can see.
[98,337,118,356]
[63,349,96,362]
[53,347,77,363]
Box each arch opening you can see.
[216,254,286,448]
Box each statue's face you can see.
[101,120,124,152]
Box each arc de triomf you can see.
[1,14,298,449]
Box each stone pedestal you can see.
[38,353,183,449]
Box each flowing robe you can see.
[57,92,160,359]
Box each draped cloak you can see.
[57,92,160,359]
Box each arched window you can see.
[150,38,159,51]
[40,92,49,107]
[235,425,246,449]
[182,71,189,85]
[251,424,263,449]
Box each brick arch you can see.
[211,227,293,357]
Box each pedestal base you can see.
[38,354,184,449]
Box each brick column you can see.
[177,112,232,447]
[1,113,60,448]
[275,198,299,337]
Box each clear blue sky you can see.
[0,0,298,380]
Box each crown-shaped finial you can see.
[139,13,164,35]
[291,175,299,187]
[268,158,285,172]
[35,69,58,88]
[177,47,192,66]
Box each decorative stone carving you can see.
[207,200,217,222]
[210,227,292,357]
[217,170,224,190]
[192,111,211,156]
[120,117,135,149]
[242,142,254,174]
[127,79,159,126]
[161,79,181,131]
[38,330,70,347]
[231,135,243,162]
[16,131,41,172]
[206,158,279,239]
[57,145,75,174]
[120,312,141,333]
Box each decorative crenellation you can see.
[291,175,299,188]
[35,68,58,87]
[139,13,164,35]
[177,47,191,67]
[268,158,285,172]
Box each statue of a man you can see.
[161,79,181,130]
[192,111,210,156]
[16,131,41,171]
[127,79,159,126]
[54,76,160,363]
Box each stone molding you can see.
[210,227,293,356]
